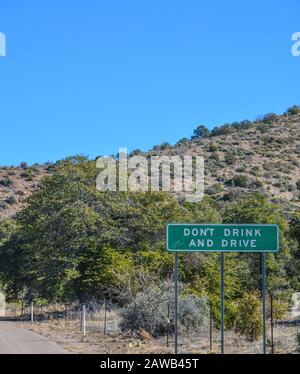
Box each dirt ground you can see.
[15,319,300,354]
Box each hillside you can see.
[1,108,300,220]
[0,164,51,220]
[146,110,300,212]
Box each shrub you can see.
[296,332,300,353]
[226,175,249,188]
[231,120,253,130]
[19,161,28,169]
[287,105,300,115]
[225,153,237,165]
[179,295,209,335]
[235,291,262,341]
[211,124,233,137]
[175,138,189,146]
[252,179,264,189]
[129,149,142,157]
[262,113,277,124]
[208,143,218,152]
[210,152,220,162]
[4,196,17,205]
[0,178,12,187]
[120,279,174,336]
[120,279,209,337]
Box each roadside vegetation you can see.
[1,106,300,346]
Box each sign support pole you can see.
[220,252,225,354]
[174,252,179,355]
[262,253,267,354]
[270,292,274,354]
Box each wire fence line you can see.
[5,299,214,340]
[3,295,300,354]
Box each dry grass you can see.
[15,317,300,354]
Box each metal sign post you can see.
[220,253,225,354]
[262,253,267,354]
[270,292,274,354]
[174,252,179,354]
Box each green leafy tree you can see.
[192,125,210,140]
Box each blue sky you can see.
[0,0,300,165]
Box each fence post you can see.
[166,303,170,347]
[131,303,137,337]
[103,298,107,335]
[82,304,86,336]
[30,301,34,323]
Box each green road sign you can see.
[167,224,279,253]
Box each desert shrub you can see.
[120,279,209,337]
[19,161,28,169]
[129,149,142,157]
[4,196,17,205]
[296,332,300,353]
[231,120,252,130]
[0,178,12,187]
[120,278,174,336]
[211,124,233,137]
[179,295,209,335]
[226,175,249,188]
[209,152,220,162]
[262,113,277,123]
[208,143,218,152]
[206,184,224,195]
[257,123,272,133]
[20,169,35,181]
[287,105,300,115]
[236,166,247,173]
[175,138,189,146]
[225,153,237,165]
[250,166,260,176]
[296,180,300,191]
[235,291,262,341]
[252,179,264,189]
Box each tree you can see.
[1,156,221,303]
[223,193,296,291]
[191,125,210,140]
[211,124,233,137]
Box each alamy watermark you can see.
[96,148,204,202]
[0,32,6,57]
[292,32,300,57]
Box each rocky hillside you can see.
[1,107,300,220]
[145,109,300,213]
[0,164,51,220]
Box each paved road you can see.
[0,322,67,354]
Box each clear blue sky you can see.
[0,0,300,165]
